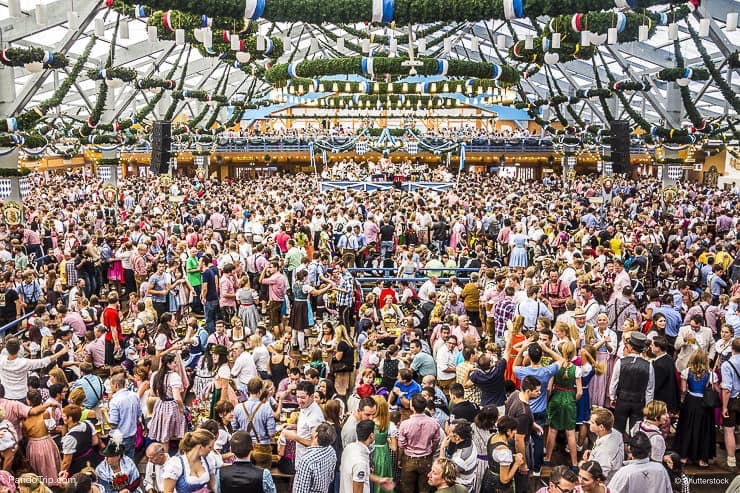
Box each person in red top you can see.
[378,282,398,308]
[102,291,124,366]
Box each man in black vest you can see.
[608,331,655,434]
[215,431,276,493]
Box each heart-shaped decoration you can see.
[235,52,251,63]
[590,33,607,46]
[193,28,203,42]
[544,52,559,65]
[676,77,690,87]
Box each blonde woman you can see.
[162,429,216,493]
[372,396,397,493]
[331,324,355,397]
[674,349,717,468]
[576,346,605,450]
[544,341,582,468]
[631,400,669,462]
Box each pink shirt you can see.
[219,275,237,307]
[398,413,441,458]
[262,272,287,302]
[363,222,380,244]
[0,398,30,442]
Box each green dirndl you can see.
[546,364,577,430]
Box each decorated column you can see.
[0,147,26,224]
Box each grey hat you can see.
[627,332,647,352]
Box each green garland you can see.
[87,67,138,82]
[0,167,32,176]
[81,14,120,137]
[0,47,68,69]
[147,11,284,60]
[0,133,46,148]
[655,67,709,82]
[118,0,670,26]
[730,51,740,69]
[591,57,614,122]
[14,36,97,131]
[672,38,712,134]
[687,22,740,115]
[173,90,228,104]
[135,77,178,90]
[508,37,596,65]
[267,56,519,86]
[339,22,446,46]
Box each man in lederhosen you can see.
[608,331,655,434]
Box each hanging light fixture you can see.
[256,35,266,51]
[202,27,213,48]
[581,31,591,47]
[443,37,452,53]
[94,18,105,36]
[607,27,618,44]
[119,19,130,39]
[727,12,738,32]
[524,34,534,50]
[470,37,479,52]
[175,28,185,45]
[231,35,241,51]
[668,23,678,40]
[390,38,398,56]
[551,32,561,49]
[417,39,426,54]
[148,25,158,42]
[699,18,711,37]
[67,11,80,30]
[361,39,370,53]
[35,3,48,25]
[496,34,507,50]
[638,24,649,41]
[337,36,344,50]
[7,0,20,18]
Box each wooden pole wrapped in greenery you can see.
[266,56,519,86]
[0,133,47,149]
[118,0,670,25]
[0,47,69,69]
[655,67,709,82]
[87,67,139,82]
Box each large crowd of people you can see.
[0,168,738,493]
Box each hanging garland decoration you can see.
[671,38,713,134]
[172,90,228,104]
[164,44,193,122]
[655,67,709,82]
[729,51,740,69]
[282,77,508,95]
[48,139,82,159]
[13,36,97,132]
[81,13,121,138]
[598,51,694,144]
[204,68,234,130]
[687,22,740,115]
[0,47,69,69]
[542,5,691,44]
[86,67,138,83]
[266,56,520,86]
[508,35,595,65]
[546,64,585,127]
[86,133,124,145]
[542,69,569,126]
[96,46,189,133]
[147,11,284,60]
[591,56,614,123]
[0,133,47,149]
[117,0,672,26]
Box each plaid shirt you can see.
[337,271,354,307]
[293,445,337,493]
[65,259,78,287]
[493,297,516,341]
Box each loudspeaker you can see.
[610,120,631,174]
[150,120,171,174]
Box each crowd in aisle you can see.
[0,169,739,493]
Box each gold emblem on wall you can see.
[2,201,22,225]
[102,185,118,203]
[662,186,678,204]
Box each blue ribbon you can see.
[234,61,241,69]
[616,12,627,32]
[251,0,266,19]
[201,15,209,27]
[362,82,371,94]
[459,142,466,170]
[491,64,501,80]
[542,38,550,52]
[264,38,274,54]
[513,0,524,18]
[287,64,297,78]
[361,57,369,74]
[381,0,394,23]
[313,79,320,91]
[659,12,668,25]
[136,5,145,16]
[46,51,54,64]
[683,68,693,78]
[6,118,17,132]
[436,59,448,75]
[423,82,431,93]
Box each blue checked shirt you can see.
[337,271,354,307]
[293,445,337,493]
[232,397,276,444]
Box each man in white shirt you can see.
[417,276,438,303]
[435,335,459,392]
[249,335,270,380]
[339,420,394,493]
[0,337,68,400]
[581,408,623,480]
[143,442,169,493]
[281,381,325,463]
[230,342,257,393]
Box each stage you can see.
[318,180,456,193]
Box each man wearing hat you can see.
[95,430,141,493]
[608,331,655,433]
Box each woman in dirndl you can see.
[585,313,617,408]
[148,353,188,453]
[289,269,333,352]
[236,276,260,333]
[22,390,60,486]
[544,341,582,469]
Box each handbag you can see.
[702,371,721,409]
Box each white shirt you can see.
[589,429,624,480]
[231,351,257,386]
[339,441,371,493]
[252,345,270,373]
[296,401,325,463]
[417,280,436,302]
[0,355,51,400]
[143,461,165,493]
[435,345,458,381]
